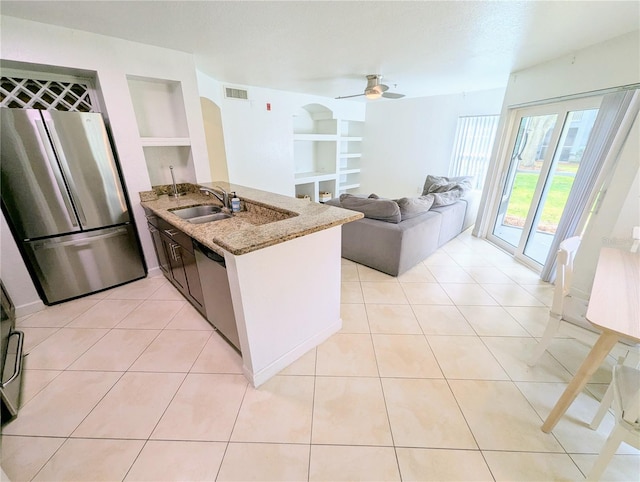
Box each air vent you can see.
[224,87,248,100]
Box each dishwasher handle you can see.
[193,240,226,267]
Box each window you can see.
[449,115,499,189]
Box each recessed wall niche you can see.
[127,75,196,186]
[292,103,364,202]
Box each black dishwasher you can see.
[193,241,240,351]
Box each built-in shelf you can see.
[140,137,191,147]
[127,75,196,186]
[295,171,337,183]
[293,105,364,203]
[293,134,337,142]
[127,76,189,138]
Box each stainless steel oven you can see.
[1,280,24,422]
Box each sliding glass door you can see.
[488,97,601,267]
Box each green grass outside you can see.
[505,170,575,229]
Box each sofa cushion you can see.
[340,211,442,276]
[395,194,435,220]
[430,201,467,245]
[339,194,401,223]
[431,190,463,207]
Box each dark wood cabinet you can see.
[182,248,204,306]
[145,213,205,315]
[147,222,170,275]
[163,229,188,292]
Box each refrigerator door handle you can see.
[32,227,129,250]
[34,119,79,228]
[44,119,88,226]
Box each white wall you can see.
[0,214,43,314]
[612,168,640,241]
[502,31,640,107]
[0,16,210,312]
[477,30,640,234]
[359,88,506,198]
[196,70,365,195]
[196,75,503,204]
[475,30,640,294]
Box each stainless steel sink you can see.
[170,205,222,219]
[169,205,232,224]
[188,212,232,224]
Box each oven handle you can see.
[1,330,24,388]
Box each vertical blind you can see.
[540,88,640,282]
[449,115,499,189]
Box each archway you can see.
[200,97,229,182]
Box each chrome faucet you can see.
[169,165,182,198]
[199,186,230,209]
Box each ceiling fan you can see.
[336,74,406,100]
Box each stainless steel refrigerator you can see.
[1,108,146,304]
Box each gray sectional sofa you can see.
[327,176,480,276]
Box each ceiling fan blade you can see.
[337,75,402,100]
[335,93,365,99]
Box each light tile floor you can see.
[2,230,639,481]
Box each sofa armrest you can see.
[461,191,481,231]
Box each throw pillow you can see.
[431,190,463,207]
[395,194,435,220]
[422,175,474,197]
[340,194,401,223]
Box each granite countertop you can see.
[139,182,363,256]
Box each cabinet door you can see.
[147,223,169,275]
[181,248,205,314]
[163,236,188,291]
[146,219,204,315]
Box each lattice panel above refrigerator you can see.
[0,77,95,112]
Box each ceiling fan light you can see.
[365,88,382,99]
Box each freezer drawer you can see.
[24,225,146,304]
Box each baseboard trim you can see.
[243,318,342,388]
[15,299,46,318]
[147,266,163,278]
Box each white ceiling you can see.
[2,1,639,100]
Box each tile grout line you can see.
[363,288,404,481]
[306,343,319,482]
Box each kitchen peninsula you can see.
[140,182,363,387]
